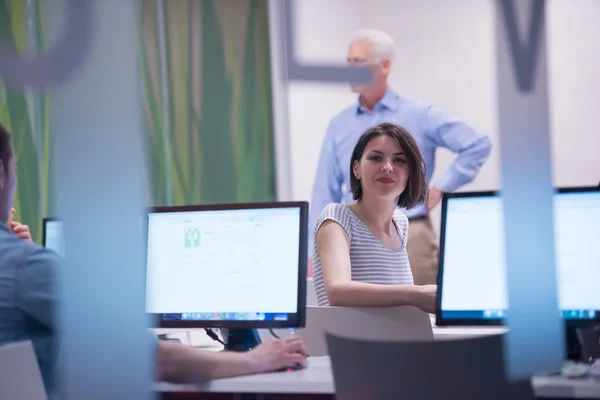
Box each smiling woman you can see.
[349,123,427,209]
[311,122,437,312]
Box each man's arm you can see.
[424,106,492,194]
[16,246,59,329]
[156,336,307,383]
[309,125,344,258]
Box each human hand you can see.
[426,187,443,214]
[413,284,437,314]
[246,335,308,373]
[11,220,32,241]
[6,208,32,242]
[5,207,14,227]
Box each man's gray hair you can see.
[351,29,397,62]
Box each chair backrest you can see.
[326,332,533,400]
[0,341,47,400]
[294,305,433,356]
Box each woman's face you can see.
[353,135,409,202]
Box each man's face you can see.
[0,151,17,224]
[347,40,386,94]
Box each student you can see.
[312,122,436,313]
[0,123,307,399]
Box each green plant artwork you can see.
[0,0,276,244]
[139,0,276,207]
[0,0,52,244]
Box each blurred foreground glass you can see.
[495,0,562,379]
[50,0,152,398]
[275,0,563,380]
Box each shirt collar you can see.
[0,223,10,234]
[356,87,400,114]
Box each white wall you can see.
[280,0,600,233]
[287,0,361,202]
[546,0,600,187]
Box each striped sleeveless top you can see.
[312,203,414,306]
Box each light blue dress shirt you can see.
[309,88,492,254]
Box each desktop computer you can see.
[42,218,65,257]
[436,186,600,359]
[145,201,308,351]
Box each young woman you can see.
[312,122,437,313]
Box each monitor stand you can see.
[566,324,600,362]
[576,325,600,362]
[566,325,582,361]
[224,329,262,352]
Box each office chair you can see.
[298,305,433,356]
[0,341,47,400]
[326,332,533,400]
[259,305,433,356]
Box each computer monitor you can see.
[42,218,65,257]
[437,186,600,327]
[145,201,308,330]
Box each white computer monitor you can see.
[437,186,600,326]
[145,201,308,329]
[42,218,65,257]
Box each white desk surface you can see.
[154,328,600,398]
[155,328,223,351]
[156,356,334,394]
[155,356,600,398]
[533,376,600,398]
[429,315,508,338]
[432,325,507,338]
[153,317,507,345]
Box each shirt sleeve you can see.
[423,105,492,193]
[16,246,60,330]
[314,203,353,246]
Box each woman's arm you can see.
[316,220,435,312]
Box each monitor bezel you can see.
[42,217,59,248]
[145,201,308,329]
[435,185,600,327]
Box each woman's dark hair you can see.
[349,122,428,209]
[0,123,12,175]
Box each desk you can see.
[429,315,508,340]
[156,356,600,399]
[154,326,599,399]
[155,328,223,351]
[533,376,600,399]
[155,322,508,346]
[432,326,507,340]
[157,357,333,395]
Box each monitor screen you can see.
[43,218,65,257]
[145,202,308,328]
[437,187,600,325]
